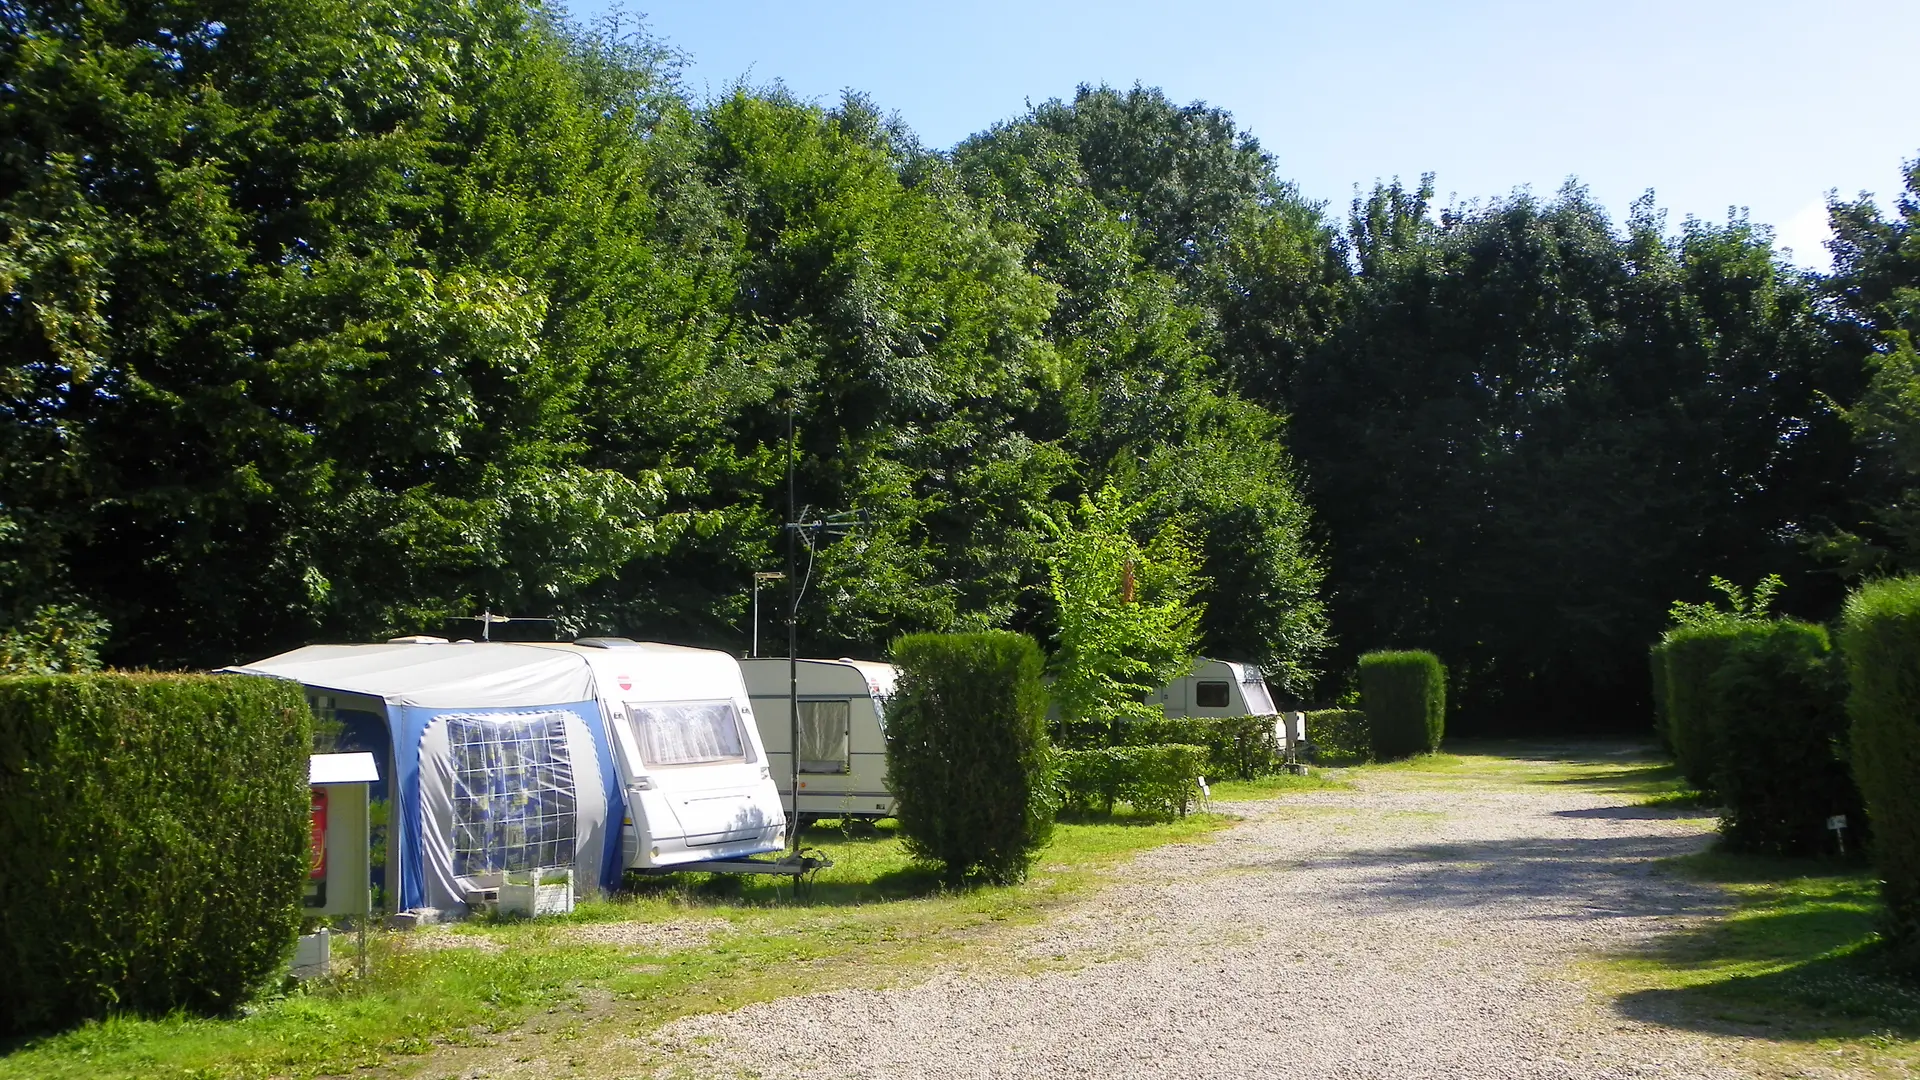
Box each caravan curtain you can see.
[797,700,850,773]
[631,701,749,766]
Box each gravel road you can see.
[641,744,1800,1080]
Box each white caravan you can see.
[1155,658,1277,718]
[230,639,785,913]
[527,640,787,869]
[740,657,898,819]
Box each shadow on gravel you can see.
[1554,804,1712,822]
[1306,833,1721,920]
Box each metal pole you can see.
[751,572,785,660]
[787,403,801,851]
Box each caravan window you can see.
[447,712,578,877]
[798,700,851,774]
[1195,681,1231,708]
[630,701,754,766]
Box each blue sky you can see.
[573,1,1918,270]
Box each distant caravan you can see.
[740,657,898,821]
[1154,658,1278,718]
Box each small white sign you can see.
[1198,777,1211,799]
[1827,815,1849,831]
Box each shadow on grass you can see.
[1609,851,1920,1040]
[618,808,1198,910]
[1554,803,1712,822]
[1054,808,1194,828]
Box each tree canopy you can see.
[4,1,1913,733]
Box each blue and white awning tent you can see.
[230,644,622,912]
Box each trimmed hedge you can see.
[1304,708,1370,765]
[1660,623,1759,793]
[1057,744,1209,818]
[885,632,1054,886]
[0,673,312,1033]
[1119,715,1283,779]
[1359,650,1445,760]
[1648,640,1672,753]
[1707,621,1859,855]
[1841,576,1920,959]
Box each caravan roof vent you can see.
[388,635,449,644]
[575,637,641,649]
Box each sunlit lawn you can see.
[0,804,1250,1080]
[1585,850,1920,1076]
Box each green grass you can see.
[1207,769,1346,801]
[1592,850,1920,1074]
[1336,738,1700,798]
[0,809,1240,1080]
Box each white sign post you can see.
[305,753,380,978]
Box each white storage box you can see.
[291,928,331,979]
[499,868,574,917]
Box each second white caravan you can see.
[740,657,897,819]
[1154,658,1277,718]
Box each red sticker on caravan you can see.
[618,675,632,690]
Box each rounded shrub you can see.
[1840,576,1920,960]
[1707,620,1859,855]
[0,673,312,1034]
[1359,650,1445,760]
[885,631,1054,886]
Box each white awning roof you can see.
[226,643,596,708]
[310,752,380,785]
[837,659,898,700]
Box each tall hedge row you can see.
[1840,577,1920,958]
[1648,641,1672,753]
[1707,621,1859,855]
[885,632,1054,886]
[1359,650,1445,760]
[0,674,313,1033]
[1658,624,1755,793]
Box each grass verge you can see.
[1336,738,1708,803]
[1592,850,1920,1075]
[1208,769,1346,801]
[0,802,1253,1080]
